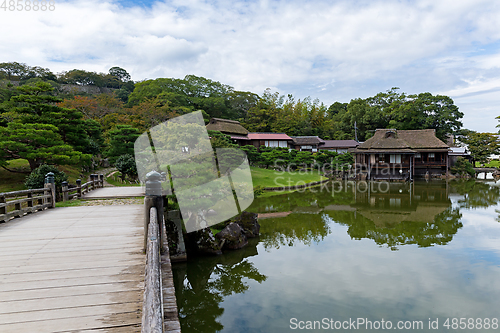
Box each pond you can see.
[172,180,500,332]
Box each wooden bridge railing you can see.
[0,188,54,223]
[0,172,56,223]
[0,173,105,223]
[61,174,104,201]
[142,171,166,333]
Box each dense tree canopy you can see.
[1,61,476,174]
[0,82,91,170]
[459,130,500,165]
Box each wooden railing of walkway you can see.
[1,170,181,332]
[141,171,181,333]
[0,173,104,223]
[0,188,53,223]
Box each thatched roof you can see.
[206,118,248,135]
[291,136,324,145]
[355,129,449,152]
[397,129,449,149]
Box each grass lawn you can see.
[0,159,31,193]
[475,160,500,168]
[0,159,110,194]
[250,166,327,189]
[106,171,141,186]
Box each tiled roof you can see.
[291,136,324,145]
[321,140,359,149]
[247,133,293,140]
[229,135,250,140]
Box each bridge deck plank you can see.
[0,205,144,332]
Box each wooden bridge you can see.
[474,167,499,179]
[0,175,181,333]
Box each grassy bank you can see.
[0,159,31,193]
[0,159,108,193]
[475,160,500,168]
[105,171,141,187]
[250,166,327,189]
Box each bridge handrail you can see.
[142,171,166,333]
[60,174,104,201]
[142,205,164,333]
[0,186,53,223]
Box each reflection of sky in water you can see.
[219,211,500,332]
[176,182,500,332]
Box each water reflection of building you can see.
[351,182,451,227]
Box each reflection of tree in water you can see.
[247,183,355,214]
[258,213,332,250]
[326,207,463,250]
[173,238,267,333]
[450,180,500,209]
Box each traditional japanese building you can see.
[353,129,450,180]
[291,136,325,152]
[247,133,294,150]
[319,139,359,153]
[206,118,250,145]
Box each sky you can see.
[1,0,500,132]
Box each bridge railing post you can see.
[27,191,33,213]
[0,195,6,217]
[76,179,82,198]
[62,181,69,202]
[44,172,56,208]
[144,171,164,254]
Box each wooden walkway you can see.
[0,204,145,332]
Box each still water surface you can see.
[172,181,500,332]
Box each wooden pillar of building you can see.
[367,154,371,180]
[446,152,449,178]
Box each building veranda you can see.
[353,129,451,180]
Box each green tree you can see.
[10,82,91,153]
[0,62,29,80]
[459,130,499,165]
[450,157,475,177]
[240,145,260,165]
[108,66,131,83]
[207,130,238,149]
[0,123,87,171]
[106,125,140,164]
[25,164,68,191]
[115,154,138,181]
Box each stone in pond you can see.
[235,211,260,238]
[190,228,222,256]
[216,222,248,250]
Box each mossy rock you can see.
[215,222,248,250]
[234,211,260,238]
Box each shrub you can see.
[450,157,475,177]
[115,154,138,181]
[25,164,68,191]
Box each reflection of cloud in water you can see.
[221,221,500,332]
[179,181,500,332]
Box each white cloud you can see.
[1,0,500,131]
